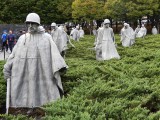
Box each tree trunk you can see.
[116,21,118,33]
[139,19,141,26]
[110,19,112,28]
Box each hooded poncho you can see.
[3,27,68,107]
[70,28,80,41]
[121,24,135,47]
[136,26,147,38]
[51,27,68,53]
[152,26,158,35]
[79,28,84,38]
[96,26,120,60]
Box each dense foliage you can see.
[1,34,160,119]
[104,0,160,22]
[72,0,105,22]
[0,0,159,24]
[73,0,160,25]
[0,0,73,24]
[0,61,6,108]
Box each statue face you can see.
[124,25,128,29]
[104,23,109,28]
[26,22,39,33]
[51,26,56,30]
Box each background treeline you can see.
[0,0,159,26]
[0,0,73,24]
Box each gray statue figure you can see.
[3,13,68,114]
[95,19,120,60]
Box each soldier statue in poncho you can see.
[3,13,68,116]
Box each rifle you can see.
[67,34,75,48]
[6,78,11,114]
[5,50,10,114]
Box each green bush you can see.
[0,61,6,108]
[1,34,160,120]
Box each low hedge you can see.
[1,34,160,120]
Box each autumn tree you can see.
[72,0,105,22]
